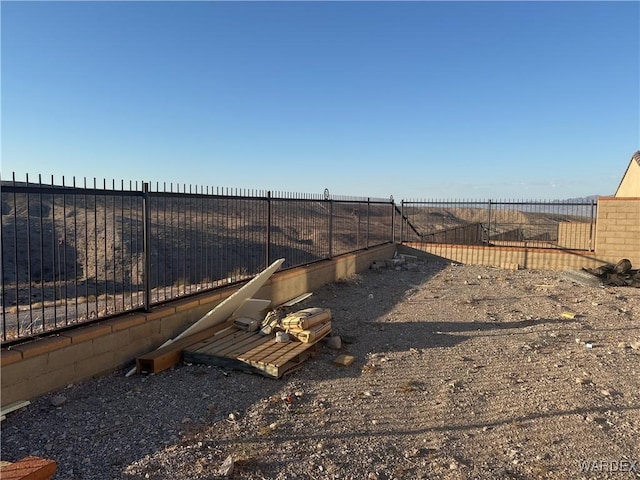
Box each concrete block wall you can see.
[595,197,640,267]
[404,242,607,271]
[0,244,396,407]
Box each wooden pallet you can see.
[183,323,330,378]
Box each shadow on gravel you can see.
[216,404,640,448]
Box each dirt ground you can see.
[1,255,639,479]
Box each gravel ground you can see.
[2,256,639,479]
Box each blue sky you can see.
[1,1,639,200]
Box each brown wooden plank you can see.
[217,335,272,358]
[136,321,235,373]
[273,342,319,367]
[188,328,249,355]
[185,326,240,352]
[195,330,256,356]
[235,355,280,377]
[0,456,57,480]
[240,341,298,363]
[255,342,304,365]
[288,322,331,343]
[236,339,279,361]
[237,341,283,362]
[246,346,315,378]
[203,332,266,358]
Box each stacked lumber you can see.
[278,307,332,343]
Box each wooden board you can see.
[136,321,234,373]
[0,400,30,419]
[131,259,283,375]
[231,298,272,321]
[0,456,57,480]
[175,258,284,341]
[183,324,330,378]
[281,292,313,307]
[288,322,332,343]
[281,308,331,330]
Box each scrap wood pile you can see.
[180,304,333,378]
[134,258,339,377]
[583,258,640,287]
[247,306,332,343]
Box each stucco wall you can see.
[615,159,640,197]
[595,197,640,266]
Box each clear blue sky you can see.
[1,1,639,200]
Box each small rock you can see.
[325,336,342,350]
[50,395,66,407]
[368,294,374,300]
[600,389,611,397]
[618,342,629,349]
[449,461,459,470]
[630,341,640,350]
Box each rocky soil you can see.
[2,256,639,479]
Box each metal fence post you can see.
[390,196,395,243]
[400,200,405,243]
[366,197,370,249]
[325,189,333,259]
[266,190,272,267]
[487,199,492,245]
[589,199,596,251]
[142,182,151,311]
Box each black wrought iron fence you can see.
[400,199,597,250]
[1,174,395,344]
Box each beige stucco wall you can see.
[616,159,640,197]
[595,197,640,266]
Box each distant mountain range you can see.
[556,195,602,203]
